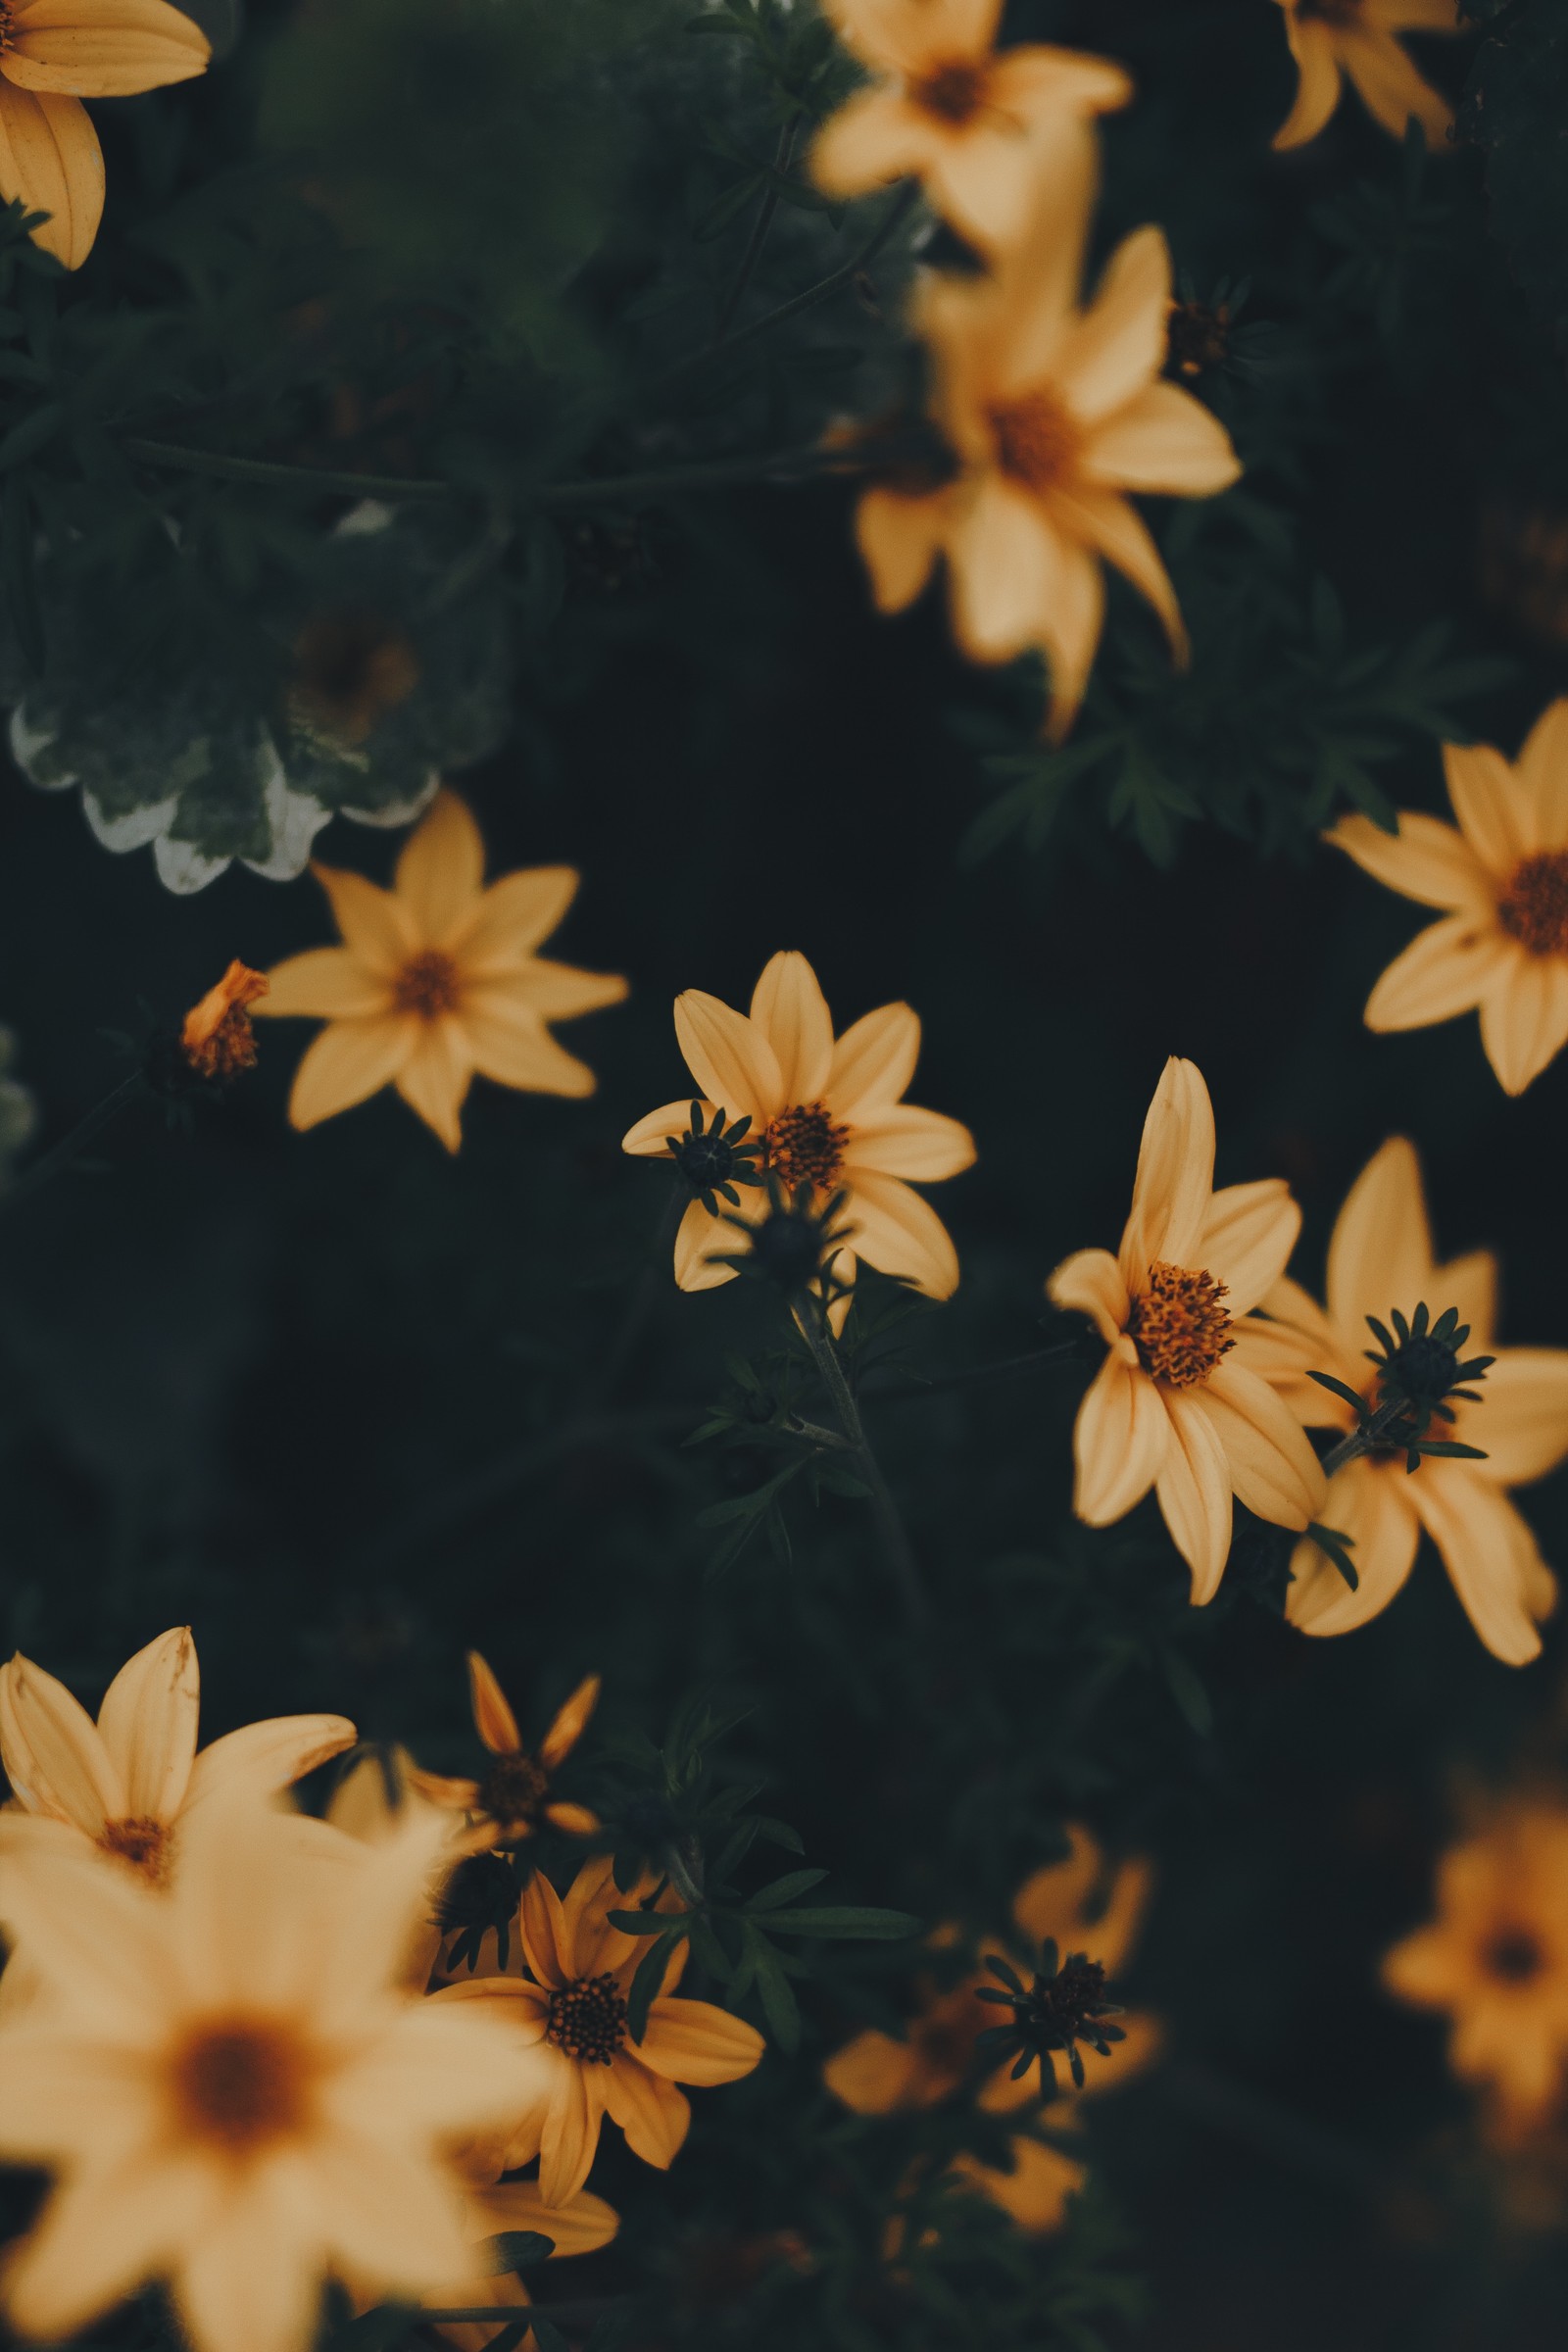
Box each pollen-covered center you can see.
[989,388,1082,497]
[100,1815,172,1885]
[1127,1261,1234,1388]
[172,2019,312,2153]
[546,1972,628,2064]
[479,1748,549,1829]
[1483,1927,1546,1984]
[1497,850,1568,957]
[910,57,989,123]
[764,1101,850,1193]
[394,949,462,1019]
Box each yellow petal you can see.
[621,1097,708,1157]
[183,1714,357,1810]
[1272,16,1342,147]
[287,1014,416,1132]
[449,868,579,972]
[1082,380,1241,496]
[1443,740,1530,876]
[509,958,627,1022]
[809,84,932,199]
[749,951,834,1104]
[986,47,1131,117]
[1052,224,1170,424]
[1118,1055,1214,1291]
[1156,1388,1233,1604]
[8,2155,216,2342]
[312,863,416,974]
[466,2180,618,2259]
[1046,1247,1128,1348]
[1328,809,1493,913]
[1478,956,1568,1095]
[1057,482,1184,660]
[638,1996,765,2085]
[6,0,207,98]
[1200,1359,1327,1532]
[1037,530,1105,740]
[824,2027,926,2113]
[1072,1353,1165,1525]
[396,1019,473,1151]
[927,115,1098,258]
[1286,1458,1419,1638]
[1325,1136,1433,1347]
[1199,1179,1299,1317]
[827,1002,920,1114]
[949,2133,1085,2234]
[539,1674,600,1771]
[394,790,485,944]
[1338,24,1452,142]
[601,2051,689,2169]
[1408,1471,1548,1665]
[95,1627,198,1824]
[1514,697,1568,852]
[841,1168,959,1298]
[1460,1348,1568,1487]
[538,2057,606,2208]
[1011,1824,1101,1943]
[1363,914,1513,1033]
[458,987,598,1099]
[0,1652,122,1830]
[856,483,952,614]
[0,83,100,269]
[948,475,1065,663]
[673,990,783,1124]
[259,947,389,1021]
[1437,1246,1495,1349]
[843,1102,975,1181]
[466,1653,520,1756]
[673,1196,738,1293]
[518,1873,569,1991]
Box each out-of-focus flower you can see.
[0,1789,548,2352]
[429,2176,620,2352]
[825,1827,1158,2232]
[1232,1138,1568,1664]
[810,0,1129,254]
[180,961,270,1082]
[0,0,208,268]
[1048,1058,1325,1603]
[0,1628,356,1886]
[1330,706,1568,1095]
[1270,0,1457,150]
[862,153,1240,738]
[407,1652,601,1851]
[1384,1799,1568,2140]
[622,949,974,1317]
[431,1853,764,2206]
[259,789,627,1152]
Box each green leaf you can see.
[746,1868,828,1910]
[483,2232,558,2275]
[748,1931,802,2052]
[1307,1520,1359,1592]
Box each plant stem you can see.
[1319,1395,1407,1479]
[713,119,800,337]
[3,1073,144,1209]
[797,1298,927,1624]
[122,438,456,501]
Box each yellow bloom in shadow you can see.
[1272,0,1458,152]
[810,0,1129,255]
[1330,703,1568,1095]
[622,948,974,1313]
[1049,1057,1325,1604]
[406,1650,601,1852]
[0,0,208,268]
[824,1827,1159,2233]
[0,1788,550,2352]
[1231,1137,1568,1665]
[259,790,627,1152]
[430,1854,764,2207]
[859,149,1240,739]
[1384,1800,1568,2141]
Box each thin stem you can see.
[122,438,456,502]
[797,1297,927,1624]
[3,1073,144,1210]
[713,118,800,337]
[1319,1394,1407,1479]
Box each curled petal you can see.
[1047,1248,1129,1348]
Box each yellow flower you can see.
[824,1828,1159,2234]
[1271,0,1458,152]
[0,0,208,269]
[423,2176,619,2352]
[1329,703,1568,1095]
[621,949,975,1313]
[1383,1800,1568,2141]
[0,1627,356,1886]
[1230,1137,1568,1665]
[258,789,628,1153]
[406,1652,601,1853]
[1048,1057,1327,1603]
[0,1788,549,2352]
[431,1853,764,2207]
[810,0,1129,255]
[181,959,270,1081]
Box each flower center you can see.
[763,1102,849,1194]
[1127,1261,1234,1388]
[1484,1928,1545,1984]
[546,1972,628,2064]
[1497,851,1568,957]
[988,389,1082,497]
[910,57,989,123]
[171,2019,311,2153]
[478,1749,550,1830]
[394,950,461,1018]
[291,611,421,748]
[99,1816,172,1885]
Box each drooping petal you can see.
[673,991,784,1125]
[458,987,599,1099]
[602,2052,690,2169]
[1325,1136,1434,1351]
[1155,1389,1234,1603]
[1081,380,1241,496]
[1409,1470,1549,1665]
[448,869,579,972]
[1443,741,1531,876]
[287,1015,416,1134]
[1327,811,1493,914]
[1272,17,1343,148]
[1286,1456,1421,1638]
[856,483,953,613]
[1118,1056,1215,1291]
[0,1652,122,1832]
[621,1097,709,1158]
[95,1627,198,1824]
[637,1997,765,2085]
[1478,956,1568,1096]
[673,1197,740,1292]
[1200,1359,1327,1532]
[5,0,207,99]
[1514,697,1568,852]
[258,948,390,1021]
[1458,1348,1568,1486]
[1052,225,1171,425]
[311,864,416,974]
[1364,915,1515,1033]
[395,1020,474,1152]
[841,1169,960,1298]
[843,1102,975,1182]
[827,1002,920,1114]
[749,952,835,1105]
[539,1675,600,1771]
[1047,1248,1129,1348]
[393,790,485,943]
[466,1654,520,1757]
[1338,24,1452,142]
[0,84,101,270]
[1071,1351,1166,1525]
[1200,1180,1300,1317]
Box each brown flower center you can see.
[1128,1261,1235,1388]
[291,612,421,748]
[988,388,1083,498]
[1497,851,1568,957]
[171,2019,312,2152]
[764,1102,850,1194]
[910,57,989,123]
[100,1816,172,1885]
[546,1972,627,2064]
[1484,1927,1546,1984]
[478,1749,549,1831]
[394,950,461,1018]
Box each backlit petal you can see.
[1325,1137,1434,1348]
[1155,1390,1233,1604]
[841,1169,959,1298]
[1364,914,1514,1032]
[259,948,390,1021]
[1200,1358,1327,1531]
[396,1020,473,1152]
[1071,1353,1166,1525]
[1200,1179,1299,1316]
[287,1015,416,1133]
[1082,381,1241,496]
[749,952,834,1104]
[1478,956,1568,1095]
[1118,1056,1215,1290]
[1410,1471,1548,1665]
[6,0,207,98]
[394,790,485,943]
[1287,1456,1420,1638]
[843,1102,975,1181]
[1328,810,1492,913]
[674,991,783,1124]
[1047,1247,1129,1348]
[96,1627,198,1823]
[0,83,100,269]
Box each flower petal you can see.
[637,1997,765,2085]
[749,952,834,1104]
[1118,1055,1215,1290]
[841,1169,959,1298]
[1272,17,1342,147]
[1325,1136,1434,1349]
[673,991,783,1124]
[5,0,207,98]
[855,483,952,613]
[1011,1824,1101,1943]
[259,948,389,1021]
[1047,1247,1129,1348]
[809,84,932,198]
[843,1102,975,1181]
[823,2028,928,2113]
[396,1020,474,1152]
[539,1675,600,1772]
[1053,224,1171,425]
[508,959,628,1022]
[1515,697,1568,852]
[1409,1470,1550,1665]
[466,2180,618,2258]
[0,83,101,270]
[947,475,1066,664]
[827,1002,920,1114]
[1459,1348,1568,1486]
[621,1098,708,1158]
[1364,914,1514,1033]
[1444,741,1530,876]
[287,1016,416,1133]
[1478,956,1568,1095]
[1081,380,1241,496]
[948,2134,1086,2234]
[394,790,485,943]
[182,1715,358,1812]
[458,986,599,1099]
[673,1197,739,1293]
[1286,1457,1421,1639]
[537,2051,607,2207]
[1200,1179,1299,1317]
[1155,1390,1233,1604]
[1056,482,1183,658]
[0,1652,122,1831]
[1072,1352,1166,1525]
[1328,811,1492,914]
[1338,24,1452,142]
[1200,1358,1327,1531]
[95,1627,198,1824]
[466,1653,519,1756]
[7,2154,216,2342]
[602,2052,690,2169]
[312,864,416,973]
[449,870,579,972]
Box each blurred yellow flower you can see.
[1272,0,1457,151]
[431,1853,764,2207]
[1384,1800,1568,2141]
[1231,1137,1568,1665]
[810,0,1129,254]
[1330,704,1568,1095]
[428,2176,619,2352]
[0,1627,355,1886]
[1048,1057,1326,1603]
[825,1827,1158,2232]
[259,789,627,1152]
[181,959,270,1081]
[622,949,974,1311]
[0,1789,547,2352]
[0,0,208,268]
[406,1651,601,1852]
[861,154,1240,738]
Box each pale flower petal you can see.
[1047,1247,1129,1348]
[855,483,954,614]
[1363,914,1516,1033]
[601,2052,689,2169]
[1155,1389,1233,1604]
[1478,956,1568,1096]
[1071,1352,1166,1526]
[1051,224,1171,425]
[1409,1471,1549,1665]
[5,0,207,99]
[0,1652,122,1832]
[1287,1457,1421,1637]
[1458,1348,1568,1486]
[1118,1055,1215,1290]
[749,952,835,1105]
[310,865,416,974]
[1328,810,1493,914]
[7,2154,216,2341]
[1199,1180,1300,1317]
[636,1997,765,2085]
[448,869,579,971]
[1325,1136,1434,1349]
[95,1627,198,1824]
[674,991,784,1124]
[1081,380,1241,496]
[842,1102,975,1181]
[841,1169,959,1298]
[809,84,933,197]
[287,1016,416,1134]
[827,1002,920,1114]
[1200,1358,1327,1532]
[1056,482,1184,658]
[183,1716,358,1813]
[466,1654,520,1756]
[948,474,1067,663]
[1338,24,1452,142]
[621,1098,710,1158]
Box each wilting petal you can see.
[1364,915,1514,1033]
[5,0,207,99]
[1047,1248,1129,1348]
[450,869,579,972]
[1339,24,1452,142]
[1118,1056,1215,1290]
[674,991,783,1125]
[827,1002,920,1114]
[841,1170,959,1298]
[458,987,599,1099]
[1514,697,1568,852]
[1458,1348,1568,1486]
[810,84,933,197]
[259,948,389,1021]
[856,483,953,613]
[1082,381,1240,496]
[749,952,834,1104]
[602,2052,690,2169]
[396,1020,474,1152]
[0,83,100,269]
[1478,956,1568,1096]
[1200,1359,1327,1532]
[637,1998,764,2086]
[288,1015,416,1133]
[1272,17,1342,147]
[311,864,416,973]
[1156,1390,1233,1604]
[466,1654,520,1757]
[673,1197,739,1293]
[1287,1458,1421,1638]
[1443,741,1530,877]
[844,1102,975,1181]
[392,790,484,943]
[1325,1136,1434,1348]
[96,1628,198,1824]
[1327,811,1492,914]
[1409,1470,1548,1665]
[1053,225,1170,424]
[1072,1353,1165,1525]
[621,1098,709,1158]
[1200,1180,1299,1316]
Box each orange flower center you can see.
[1497,850,1568,957]
[764,1101,850,1193]
[394,950,462,1018]
[100,1815,172,1885]
[547,1972,628,2064]
[988,388,1082,497]
[1128,1260,1234,1388]
[479,1749,550,1830]
[171,2019,313,2153]
[1483,1927,1546,1984]
[909,57,989,124]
